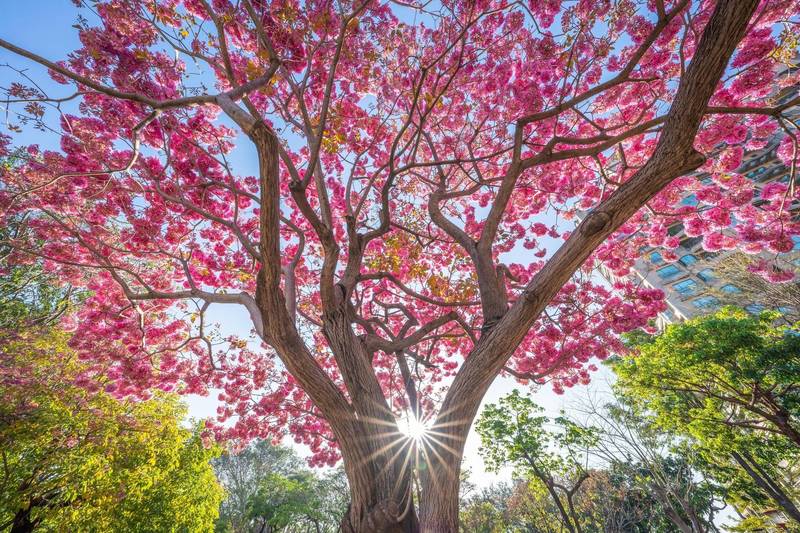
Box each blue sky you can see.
[0,1,616,488]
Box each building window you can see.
[745,304,765,314]
[679,254,698,266]
[668,224,684,237]
[697,268,715,282]
[650,252,664,264]
[793,235,800,250]
[673,279,698,296]
[657,264,682,280]
[778,307,794,315]
[721,284,741,294]
[693,296,720,309]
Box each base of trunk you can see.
[341,499,419,533]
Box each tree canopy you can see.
[615,308,800,450]
[214,440,348,533]
[614,308,800,527]
[0,214,224,533]
[0,0,798,529]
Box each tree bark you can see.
[530,463,576,533]
[649,482,694,533]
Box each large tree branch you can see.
[429,0,761,490]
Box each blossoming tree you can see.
[1,0,798,530]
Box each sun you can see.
[399,413,429,441]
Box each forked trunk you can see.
[339,428,466,532]
[252,1,761,531]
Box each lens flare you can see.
[399,413,429,441]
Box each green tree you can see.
[582,400,722,532]
[247,469,348,533]
[0,242,223,532]
[214,441,348,533]
[502,469,672,533]
[214,441,305,532]
[614,308,800,527]
[575,464,677,533]
[459,484,512,533]
[476,390,722,532]
[248,472,315,532]
[0,328,225,532]
[616,308,800,447]
[476,390,598,533]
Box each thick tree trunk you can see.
[339,426,420,533]
[417,456,461,532]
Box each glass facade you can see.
[609,119,800,328]
[657,264,681,280]
[697,268,715,282]
[693,296,719,309]
[681,194,699,207]
[721,284,741,294]
[673,279,698,296]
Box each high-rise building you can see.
[590,78,800,326]
[622,134,800,327]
